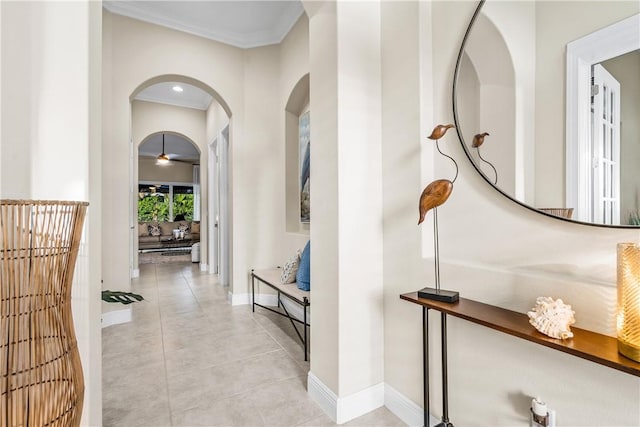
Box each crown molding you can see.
[103,1,304,48]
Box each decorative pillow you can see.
[296,241,310,291]
[280,251,301,284]
[148,223,161,237]
[138,223,149,237]
[160,222,175,236]
[178,222,190,233]
[191,222,200,234]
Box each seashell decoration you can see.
[527,297,576,340]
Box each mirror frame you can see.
[452,0,639,229]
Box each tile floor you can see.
[102,262,405,427]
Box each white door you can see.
[591,64,621,225]
[219,126,230,287]
[209,139,219,274]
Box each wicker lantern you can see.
[617,242,640,363]
[1,200,87,427]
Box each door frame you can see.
[208,138,219,274]
[208,125,230,284]
[565,13,640,222]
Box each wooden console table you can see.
[400,292,640,427]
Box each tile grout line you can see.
[254,311,311,371]
[154,264,177,427]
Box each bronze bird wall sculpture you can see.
[418,124,458,225]
[472,132,498,185]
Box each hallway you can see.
[102,263,404,426]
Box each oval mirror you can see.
[453,0,640,227]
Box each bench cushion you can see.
[252,269,310,303]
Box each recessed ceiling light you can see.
[172,85,183,93]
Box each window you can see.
[138,183,195,221]
[173,185,194,221]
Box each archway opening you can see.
[129,75,231,277]
[136,132,202,265]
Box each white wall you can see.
[382,1,640,425]
[0,2,102,425]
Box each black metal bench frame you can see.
[251,268,310,361]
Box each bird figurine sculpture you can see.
[472,132,489,148]
[472,132,498,185]
[416,123,460,304]
[418,179,452,225]
[418,124,458,225]
[428,124,455,141]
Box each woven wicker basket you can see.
[1,200,88,427]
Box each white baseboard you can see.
[131,268,140,279]
[199,263,208,271]
[307,372,339,422]
[384,383,438,427]
[307,372,384,424]
[101,307,132,328]
[228,292,278,306]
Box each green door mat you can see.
[101,290,144,305]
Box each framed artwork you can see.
[299,111,310,222]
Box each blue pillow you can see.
[296,241,310,291]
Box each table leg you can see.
[441,312,453,426]
[423,307,430,427]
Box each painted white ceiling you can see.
[103,0,304,48]
[135,82,213,111]
[139,133,200,162]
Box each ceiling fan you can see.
[156,133,199,165]
[156,134,171,164]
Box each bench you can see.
[250,268,310,361]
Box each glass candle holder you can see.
[617,242,640,362]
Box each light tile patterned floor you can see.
[102,262,405,427]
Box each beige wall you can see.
[206,99,229,145]
[306,1,384,409]
[134,101,203,182]
[382,1,640,425]
[138,157,195,184]
[381,0,433,413]
[281,16,311,241]
[0,2,102,425]
[307,0,340,395]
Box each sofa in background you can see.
[138,220,200,250]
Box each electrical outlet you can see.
[530,398,556,427]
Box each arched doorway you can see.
[129,75,231,278]
[136,132,201,266]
